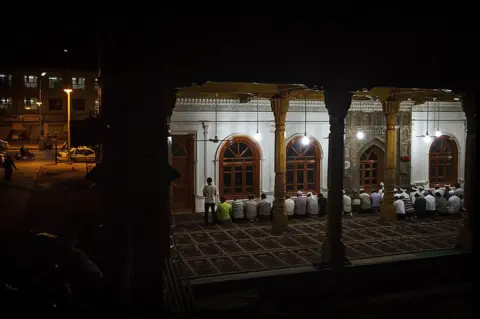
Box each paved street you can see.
[0,149,95,234]
[171,213,462,280]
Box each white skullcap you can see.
[434,184,440,188]
[343,190,346,194]
[394,194,401,199]
[359,188,365,192]
[394,188,398,192]
[449,190,455,195]
[297,191,303,195]
[380,182,384,186]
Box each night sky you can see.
[1,17,476,90]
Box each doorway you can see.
[359,145,384,193]
[171,134,194,212]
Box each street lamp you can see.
[38,72,46,137]
[64,88,73,159]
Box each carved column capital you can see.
[270,97,289,122]
[324,89,352,119]
[381,98,401,116]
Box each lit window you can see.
[0,74,12,87]
[72,77,86,89]
[24,97,38,110]
[0,97,12,110]
[286,136,321,194]
[219,137,260,199]
[24,75,38,88]
[48,77,63,89]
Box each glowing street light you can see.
[64,88,73,159]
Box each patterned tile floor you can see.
[171,213,463,279]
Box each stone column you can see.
[457,93,477,252]
[321,88,352,268]
[270,95,289,235]
[380,96,400,221]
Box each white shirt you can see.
[455,188,464,197]
[359,193,371,209]
[343,194,352,213]
[394,199,405,215]
[232,200,245,219]
[285,198,295,216]
[306,196,319,215]
[447,195,461,214]
[410,192,417,204]
[257,199,271,216]
[244,200,258,220]
[425,194,436,211]
[202,184,217,204]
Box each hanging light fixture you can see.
[424,100,432,143]
[434,98,442,137]
[301,97,310,146]
[254,98,261,141]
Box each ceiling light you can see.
[356,131,365,140]
[301,134,310,146]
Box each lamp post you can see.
[64,88,73,160]
[38,72,46,138]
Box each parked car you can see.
[57,147,96,163]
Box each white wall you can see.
[171,108,331,211]
[411,106,466,188]
[172,99,466,212]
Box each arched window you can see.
[219,137,260,199]
[286,136,321,194]
[429,136,458,185]
[359,145,384,193]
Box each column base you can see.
[271,211,288,235]
[380,205,396,221]
[456,222,472,253]
[320,238,349,268]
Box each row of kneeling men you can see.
[205,191,328,224]
[342,183,465,220]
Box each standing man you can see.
[2,155,18,181]
[203,177,217,225]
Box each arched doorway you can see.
[429,136,458,186]
[286,136,322,195]
[359,145,384,193]
[219,136,260,199]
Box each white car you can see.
[57,147,96,163]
